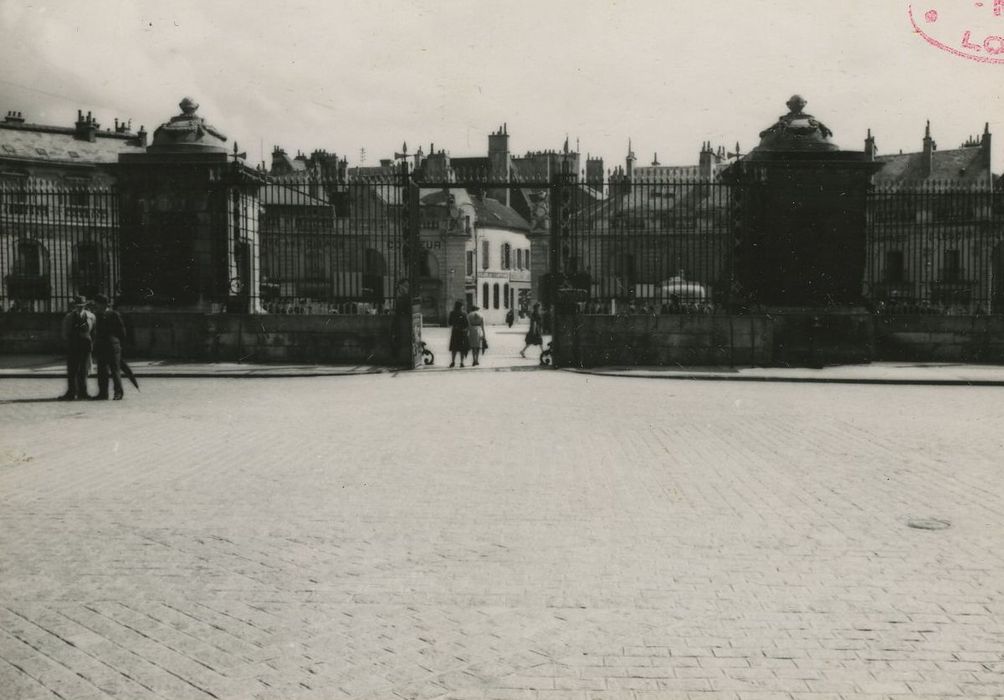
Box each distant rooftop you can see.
[0,109,146,166]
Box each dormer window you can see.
[68,151,80,159]
[2,144,15,154]
[35,148,48,157]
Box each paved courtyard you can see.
[1,369,1003,699]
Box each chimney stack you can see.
[74,109,99,142]
[864,128,877,161]
[922,120,936,178]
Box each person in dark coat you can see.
[58,296,95,400]
[447,300,470,368]
[91,294,127,400]
[520,302,544,359]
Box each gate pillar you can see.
[548,168,581,367]
[400,166,424,368]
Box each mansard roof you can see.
[0,118,145,166]
[471,196,529,231]
[874,145,991,186]
[259,183,331,208]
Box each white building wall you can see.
[467,226,531,324]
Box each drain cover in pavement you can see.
[907,518,951,530]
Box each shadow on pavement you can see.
[0,397,64,405]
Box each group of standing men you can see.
[59,294,127,401]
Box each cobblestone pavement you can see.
[1,372,1003,699]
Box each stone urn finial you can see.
[754,94,837,153]
[785,94,807,115]
[148,96,227,153]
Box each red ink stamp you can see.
[909,2,1004,62]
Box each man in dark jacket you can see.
[59,296,95,400]
[91,294,127,400]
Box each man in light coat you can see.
[58,296,95,401]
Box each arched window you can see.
[14,239,43,277]
[7,239,50,307]
[503,283,510,308]
[482,282,489,308]
[493,283,500,309]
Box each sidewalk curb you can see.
[4,366,1003,385]
[0,369,391,379]
[560,367,1004,387]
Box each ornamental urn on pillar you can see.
[116,98,265,312]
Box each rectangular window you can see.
[332,191,351,219]
[942,249,962,283]
[481,239,489,270]
[74,243,100,278]
[932,196,969,222]
[516,249,522,270]
[305,239,326,277]
[65,180,89,208]
[466,251,474,276]
[884,250,904,283]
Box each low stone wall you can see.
[0,313,64,355]
[770,310,874,366]
[7,310,1004,368]
[553,314,773,367]
[554,311,989,368]
[875,315,1004,363]
[0,312,417,366]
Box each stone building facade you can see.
[566,140,733,309]
[864,122,1000,312]
[0,109,146,311]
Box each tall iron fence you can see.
[255,175,406,314]
[563,177,734,314]
[3,175,1003,316]
[0,182,120,312]
[563,178,1004,315]
[865,183,1004,314]
[0,176,409,315]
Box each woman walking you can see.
[467,305,486,366]
[448,300,470,368]
[520,302,543,359]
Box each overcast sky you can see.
[0,0,1001,172]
